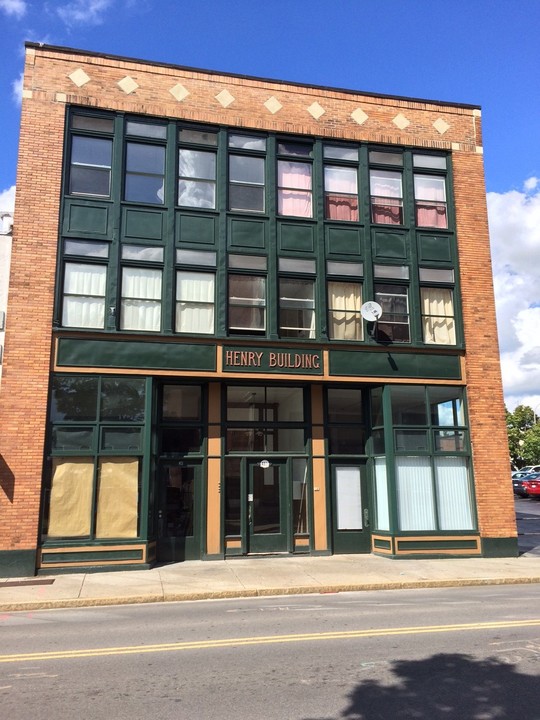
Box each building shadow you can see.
[302,652,540,720]
[0,453,15,502]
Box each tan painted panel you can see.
[311,384,324,424]
[206,457,221,555]
[312,457,327,551]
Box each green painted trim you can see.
[397,539,478,550]
[373,538,392,550]
[57,338,216,371]
[0,550,37,578]
[38,564,151,575]
[203,552,226,560]
[41,549,144,563]
[329,350,461,379]
[481,537,519,558]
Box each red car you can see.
[522,474,540,498]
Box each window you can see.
[62,241,109,329]
[414,175,448,228]
[374,283,409,343]
[327,388,365,454]
[420,267,456,345]
[125,142,165,204]
[45,376,146,540]
[120,245,163,332]
[176,271,215,334]
[387,385,473,532]
[228,134,266,212]
[279,278,315,338]
[160,384,203,454]
[228,275,266,334]
[370,169,403,224]
[70,136,112,197]
[324,145,359,221]
[327,281,363,340]
[278,141,313,218]
[178,149,216,208]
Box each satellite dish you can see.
[360,301,383,322]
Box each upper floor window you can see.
[328,281,363,341]
[70,137,112,197]
[278,142,313,218]
[419,267,456,345]
[175,249,217,335]
[413,154,448,228]
[125,143,165,204]
[373,265,410,344]
[324,145,359,222]
[62,240,109,329]
[228,255,267,335]
[120,244,163,332]
[228,134,266,212]
[178,128,218,209]
[369,150,403,225]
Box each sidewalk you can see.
[2,552,540,612]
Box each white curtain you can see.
[374,457,390,531]
[435,457,474,530]
[176,271,215,333]
[121,267,162,331]
[328,281,362,340]
[396,456,436,531]
[335,466,363,530]
[278,161,312,217]
[62,263,106,328]
[421,288,455,344]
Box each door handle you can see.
[363,508,369,527]
[248,502,252,526]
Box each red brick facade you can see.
[0,44,515,573]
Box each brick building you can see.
[0,43,516,576]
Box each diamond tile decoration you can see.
[215,89,235,107]
[170,83,190,102]
[264,96,283,114]
[69,68,91,88]
[393,113,410,130]
[351,108,368,125]
[118,76,139,94]
[308,102,325,120]
[433,118,450,135]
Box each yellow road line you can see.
[1,619,540,663]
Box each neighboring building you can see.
[0,43,517,577]
[0,211,13,383]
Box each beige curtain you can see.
[48,459,94,537]
[421,288,456,344]
[95,458,139,538]
[328,281,362,340]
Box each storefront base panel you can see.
[0,550,37,578]
[481,537,519,558]
[372,534,482,558]
[38,544,149,572]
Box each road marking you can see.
[1,619,539,663]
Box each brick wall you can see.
[0,44,515,556]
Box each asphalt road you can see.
[1,584,540,720]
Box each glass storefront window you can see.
[327,388,363,423]
[162,385,201,421]
[50,376,99,422]
[100,378,146,422]
[391,386,427,425]
[224,458,241,536]
[226,386,304,422]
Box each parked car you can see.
[518,465,540,474]
[513,475,531,497]
[522,474,540,499]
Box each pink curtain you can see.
[372,198,403,225]
[416,202,447,228]
[415,176,448,228]
[278,161,312,217]
[326,194,359,221]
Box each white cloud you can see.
[56,0,114,26]
[0,0,27,19]
[0,186,16,213]
[487,179,540,410]
[12,72,23,104]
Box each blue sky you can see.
[1,0,540,410]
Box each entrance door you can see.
[248,460,288,553]
[157,461,201,563]
[331,463,371,553]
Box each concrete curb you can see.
[2,575,540,612]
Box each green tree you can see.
[506,405,537,468]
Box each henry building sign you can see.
[224,347,323,374]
